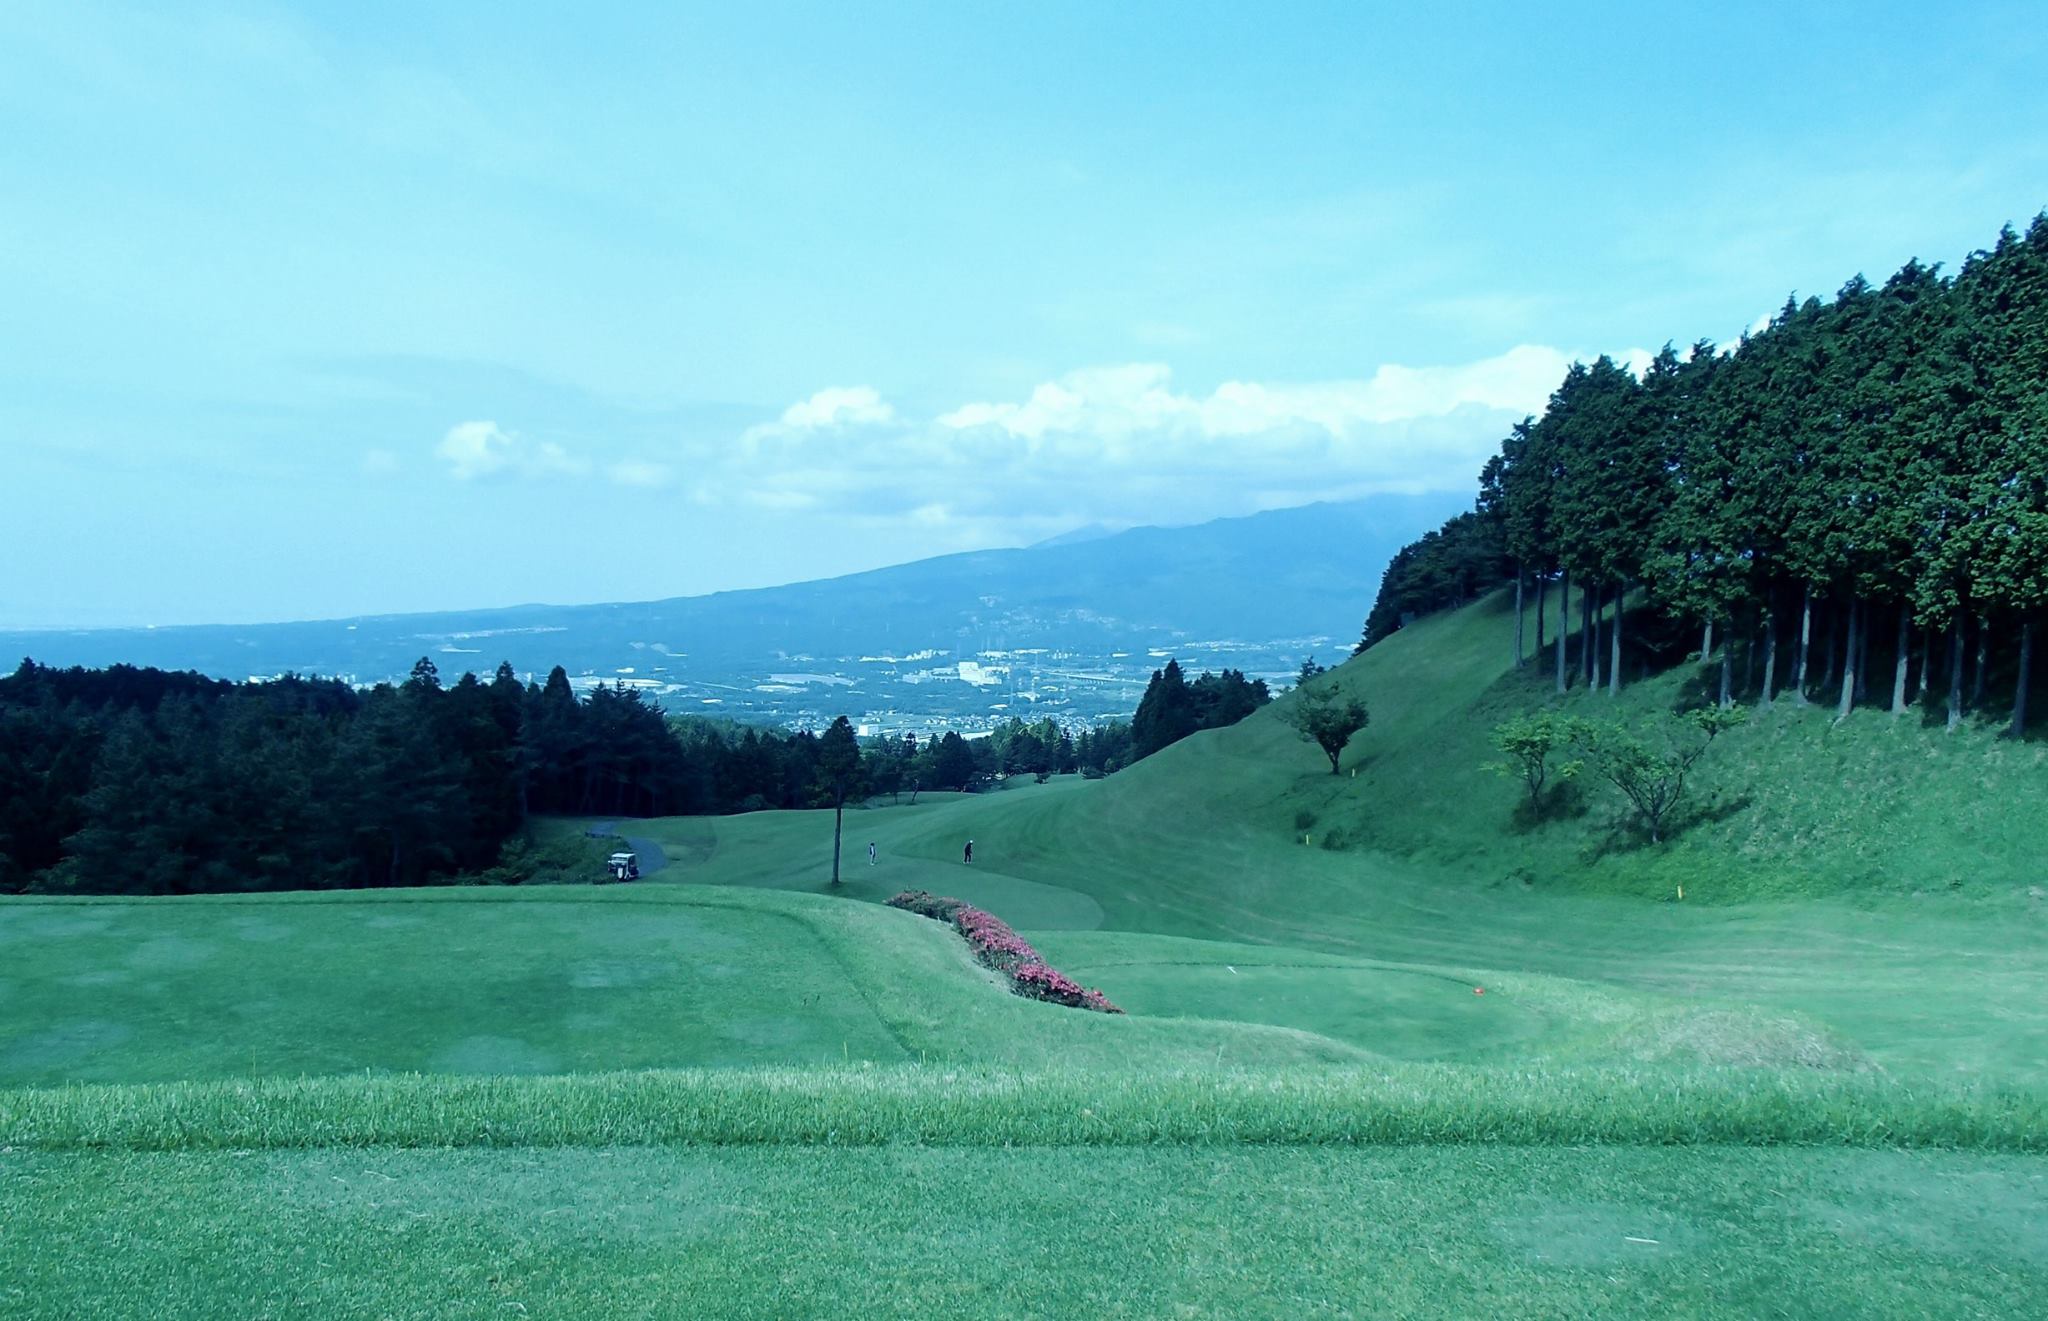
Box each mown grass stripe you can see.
[3,1064,2040,1152]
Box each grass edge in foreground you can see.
[4,1063,2041,1152]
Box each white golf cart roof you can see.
[608,851,637,863]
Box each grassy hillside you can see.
[7,587,2047,1316]
[1294,589,2048,903]
[598,597,2044,1084]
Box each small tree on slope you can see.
[1486,712,1586,812]
[1577,707,1745,844]
[1283,684,1370,775]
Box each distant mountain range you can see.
[3,493,1466,725]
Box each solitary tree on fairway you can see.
[1283,683,1370,774]
[817,716,862,885]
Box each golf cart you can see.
[606,850,641,882]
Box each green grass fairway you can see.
[0,889,911,1084]
[0,886,1386,1087]
[9,589,2048,1313]
[6,1144,2043,1319]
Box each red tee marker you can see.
[1473,987,1485,996]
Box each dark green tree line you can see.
[1362,213,2048,735]
[1,657,1137,895]
[1130,661,1273,761]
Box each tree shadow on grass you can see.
[1666,665,1725,713]
[1578,791,1754,860]
[1505,781,1589,835]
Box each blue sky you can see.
[4,2,2045,626]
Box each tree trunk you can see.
[1535,575,1547,655]
[1513,569,1526,670]
[831,800,844,885]
[1701,618,1714,664]
[1743,615,1758,696]
[1972,617,1991,709]
[1854,606,1872,704]
[1581,585,1597,692]
[1555,569,1569,694]
[1794,585,1812,705]
[2011,617,2034,739]
[1836,598,1859,720]
[1609,582,1623,697]
[1823,602,1841,695]
[1719,620,1733,709]
[1915,630,1931,703]
[1890,604,1911,715]
[1947,622,1965,732]
[1760,601,1778,707]
[1583,590,1597,689]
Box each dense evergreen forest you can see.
[1361,214,2048,734]
[0,657,1149,895]
[1129,662,1273,762]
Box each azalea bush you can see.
[888,891,1122,1013]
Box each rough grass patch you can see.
[2,1063,2040,1152]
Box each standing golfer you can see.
[964,839,974,864]
[867,841,877,866]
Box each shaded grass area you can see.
[5,1063,2041,1153]
[5,1144,2043,1319]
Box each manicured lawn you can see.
[0,888,913,1086]
[6,1144,2042,1319]
[0,885,1383,1087]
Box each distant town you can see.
[328,634,1334,735]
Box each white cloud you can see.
[716,345,1646,533]
[739,386,899,455]
[1716,311,1778,357]
[606,459,674,488]
[937,345,1610,442]
[434,421,588,480]
[436,420,513,479]
[437,346,1636,539]
[776,385,895,431]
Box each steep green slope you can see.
[603,790,2043,1082]
[630,589,2045,1084]
[1295,590,2048,902]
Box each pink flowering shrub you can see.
[888,890,1123,1014]
[888,890,966,923]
